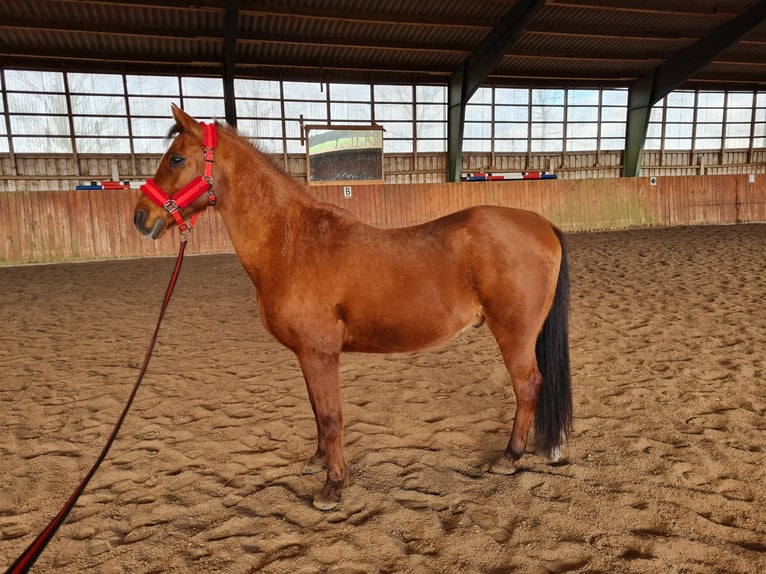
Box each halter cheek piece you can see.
[140,122,218,234]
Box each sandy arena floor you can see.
[1,224,765,573]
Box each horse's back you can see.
[456,204,560,246]
[425,205,563,274]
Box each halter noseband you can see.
[140,122,218,234]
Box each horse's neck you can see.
[214,137,315,272]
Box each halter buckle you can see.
[163,199,179,214]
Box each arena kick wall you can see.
[1,174,765,264]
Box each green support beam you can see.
[222,0,240,127]
[623,0,766,177]
[447,0,545,182]
[623,73,655,180]
[447,68,466,183]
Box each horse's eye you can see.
[169,154,186,168]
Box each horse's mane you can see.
[166,120,260,152]
[166,122,183,139]
[166,119,234,139]
[165,119,300,189]
[217,122,294,175]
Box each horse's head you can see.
[134,105,217,239]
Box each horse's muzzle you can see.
[134,209,165,239]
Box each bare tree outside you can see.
[4,69,71,153]
[531,88,564,153]
[374,84,414,154]
[415,85,447,153]
[68,72,129,154]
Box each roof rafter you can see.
[547,0,742,18]
[0,18,221,42]
[48,0,224,13]
[524,26,705,42]
[239,3,494,29]
[237,35,472,55]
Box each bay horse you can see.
[133,105,572,510]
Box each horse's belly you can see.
[340,307,481,353]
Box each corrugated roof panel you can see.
[2,0,766,88]
[518,32,694,58]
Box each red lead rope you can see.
[4,239,190,574]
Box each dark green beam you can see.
[447,68,466,184]
[623,0,766,177]
[222,0,240,127]
[447,0,545,182]
[623,72,655,180]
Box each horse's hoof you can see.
[487,457,519,475]
[312,481,342,511]
[303,454,327,475]
[312,496,339,511]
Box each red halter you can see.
[140,122,218,234]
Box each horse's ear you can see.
[171,104,201,137]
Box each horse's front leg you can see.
[297,350,347,510]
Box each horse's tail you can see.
[534,226,573,458]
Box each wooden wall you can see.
[2,174,764,265]
[311,174,766,230]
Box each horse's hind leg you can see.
[486,327,543,475]
[296,351,347,510]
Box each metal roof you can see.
[2,0,766,89]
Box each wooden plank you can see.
[0,194,10,262]
[402,183,413,227]
[21,191,37,262]
[62,189,80,259]
[121,189,143,258]
[1,193,20,262]
[391,184,403,227]
[370,184,382,225]
[359,184,373,225]
[41,190,63,261]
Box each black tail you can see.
[534,227,572,458]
